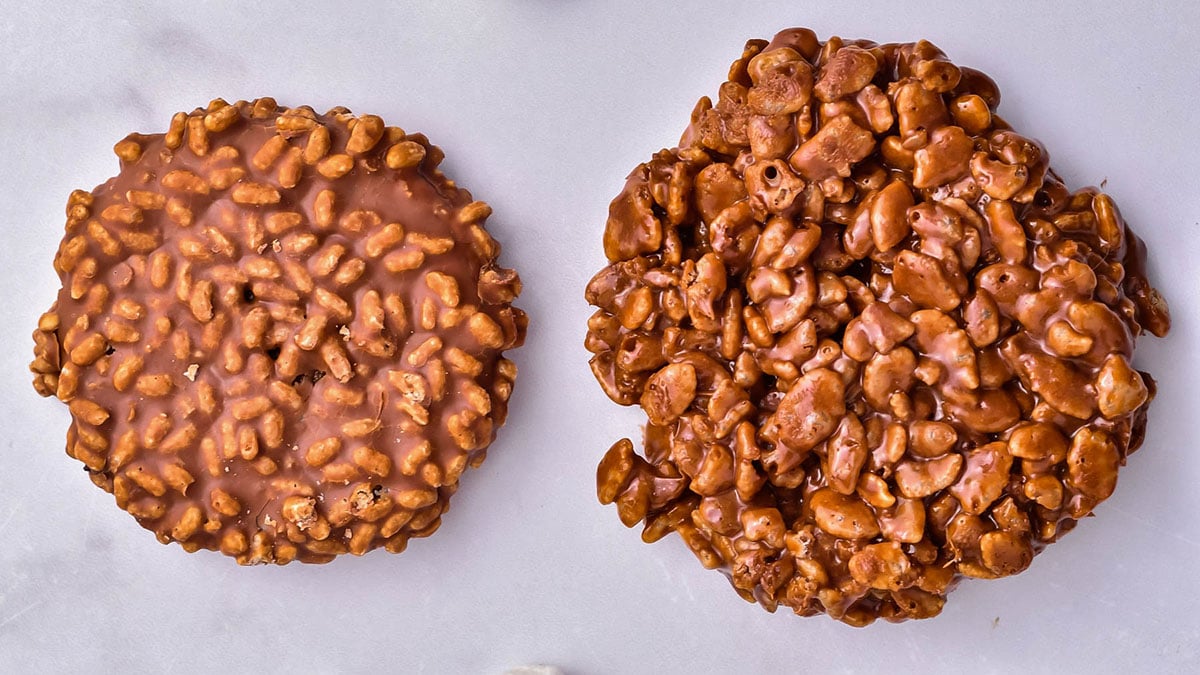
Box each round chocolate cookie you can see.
[585,28,1170,624]
[31,98,526,564]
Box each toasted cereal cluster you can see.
[585,28,1170,624]
[31,98,526,564]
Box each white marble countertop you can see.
[2,2,1198,672]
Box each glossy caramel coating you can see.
[586,29,1169,624]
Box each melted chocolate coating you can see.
[32,98,526,564]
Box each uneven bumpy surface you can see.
[31,98,526,564]
[585,29,1171,624]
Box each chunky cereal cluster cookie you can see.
[31,98,526,564]
[585,28,1170,624]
